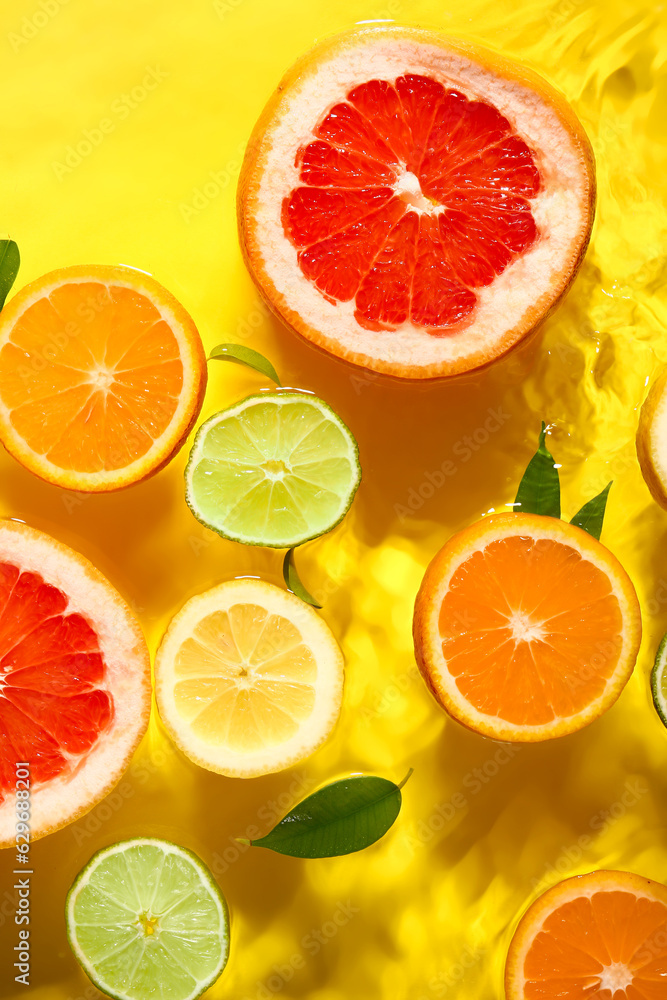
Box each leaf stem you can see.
[397,767,414,790]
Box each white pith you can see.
[67,838,229,1000]
[0,266,203,489]
[598,963,633,992]
[508,610,545,644]
[155,579,344,777]
[419,516,640,741]
[252,35,590,369]
[394,169,442,213]
[0,521,150,846]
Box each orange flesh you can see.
[524,891,667,998]
[0,282,184,472]
[438,536,624,725]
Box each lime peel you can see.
[66,838,230,1000]
[185,391,361,548]
[651,633,667,728]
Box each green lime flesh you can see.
[651,633,667,728]
[66,839,230,1000]
[185,392,361,548]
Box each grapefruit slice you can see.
[155,578,344,778]
[0,520,150,846]
[0,265,207,491]
[505,870,667,999]
[413,513,641,741]
[238,25,595,379]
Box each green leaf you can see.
[283,548,321,608]
[570,481,612,540]
[0,240,20,310]
[209,343,281,385]
[241,770,413,858]
[514,422,561,517]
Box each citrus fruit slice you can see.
[505,870,667,999]
[155,578,344,777]
[637,368,667,510]
[0,520,150,847]
[0,264,207,491]
[651,633,667,729]
[185,392,361,548]
[66,838,230,1000]
[413,512,641,742]
[238,25,595,379]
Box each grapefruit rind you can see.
[0,520,151,847]
[413,513,641,742]
[0,264,207,492]
[238,25,596,379]
[66,838,230,1000]
[184,392,361,548]
[155,578,344,778]
[504,869,667,1000]
[637,368,667,510]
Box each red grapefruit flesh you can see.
[0,521,150,846]
[239,26,595,379]
[284,79,540,332]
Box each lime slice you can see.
[66,838,230,1000]
[185,391,361,547]
[651,633,667,728]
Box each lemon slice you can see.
[184,392,361,548]
[637,367,667,509]
[155,579,344,777]
[66,838,230,1000]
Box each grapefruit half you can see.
[637,367,667,510]
[238,26,595,379]
[0,520,151,846]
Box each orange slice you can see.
[155,578,344,778]
[0,519,150,846]
[0,264,207,491]
[505,870,667,999]
[238,25,595,379]
[413,512,641,741]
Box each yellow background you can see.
[1,0,667,997]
